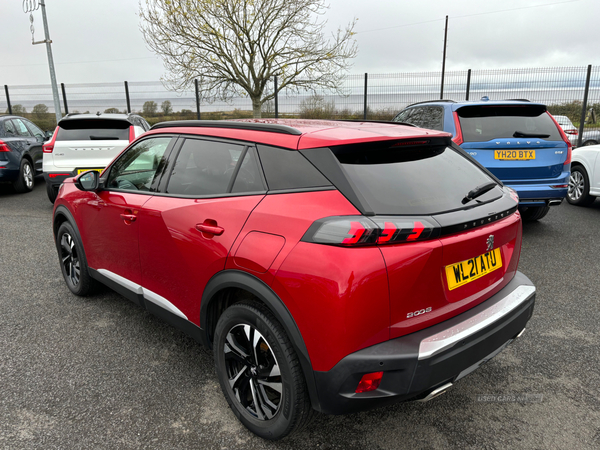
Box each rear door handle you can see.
[196,223,224,236]
[120,214,137,222]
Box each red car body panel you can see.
[137,194,265,323]
[70,188,152,285]
[385,213,522,340]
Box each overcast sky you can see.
[1,0,598,86]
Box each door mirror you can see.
[76,170,100,191]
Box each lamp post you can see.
[24,0,62,122]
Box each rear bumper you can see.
[505,171,569,205]
[313,271,535,415]
[0,155,19,182]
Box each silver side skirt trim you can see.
[97,269,188,321]
[143,289,188,320]
[418,285,536,360]
[98,269,143,295]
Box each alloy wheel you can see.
[568,170,584,201]
[23,163,33,189]
[60,233,81,287]
[224,324,282,420]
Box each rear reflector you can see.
[303,216,439,247]
[49,173,72,178]
[355,372,383,393]
[550,184,568,189]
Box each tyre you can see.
[56,222,98,296]
[213,301,313,440]
[13,159,34,193]
[520,205,550,222]
[567,165,595,206]
[46,182,58,203]
[582,140,598,146]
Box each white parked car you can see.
[568,144,600,206]
[552,115,578,147]
[43,113,149,202]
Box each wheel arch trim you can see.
[200,269,322,411]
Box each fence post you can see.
[274,76,279,119]
[194,79,201,120]
[4,85,11,115]
[466,69,471,101]
[363,73,368,120]
[577,65,592,148]
[61,83,69,115]
[124,81,131,114]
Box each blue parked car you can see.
[0,115,51,193]
[392,99,571,221]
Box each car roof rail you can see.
[406,99,457,107]
[150,120,303,135]
[337,119,416,127]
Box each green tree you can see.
[139,0,357,118]
[6,104,27,114]
[104,107,120,113]
[142,101,158,116]
[32,104,49,116]
[161,100,173,115]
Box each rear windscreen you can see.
[57,119,130,141]
[332,142,501,215]
[457,105,562,142]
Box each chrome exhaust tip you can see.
[516,327,526,339]
[418,382,453,402]
[548,199,563,206]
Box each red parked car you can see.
[52,119,536,440]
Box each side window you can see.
[166,139,244,196]
[13,119,32,137]
[106,137,171,192]
[392,108,414,123]
[23,119,45,140]
[406,107,425,127]
[418,107,444,131]
[231,148,265,193]
[4,120,17,136]
[257,145,332,190]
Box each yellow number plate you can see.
[445,248,502,291]
[494,150,535,160]
[77,168,104,175]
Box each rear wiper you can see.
[89,136,120,140]
[462,181,497,204]
[513,131,550,138]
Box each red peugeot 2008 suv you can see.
[52,119,535,440]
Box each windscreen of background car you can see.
[331,142,501,215]
[457,105,562,142]
[56,119,129,140]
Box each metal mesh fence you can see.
[3,65,600,137]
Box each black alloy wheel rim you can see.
[60,233,81,286]
[224,324,283,420]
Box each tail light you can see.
[0,140,10,152]
[129,126,135,142]
[547,113,572,165]
[452,111,463,145]
[302,216,440,247]
[43,127,59,153]
[565,129,578,135]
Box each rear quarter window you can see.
[56,119,130,141]
[457,105,562,142]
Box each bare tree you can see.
[139,0,357,118]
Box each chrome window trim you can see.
[418,285,536,360]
